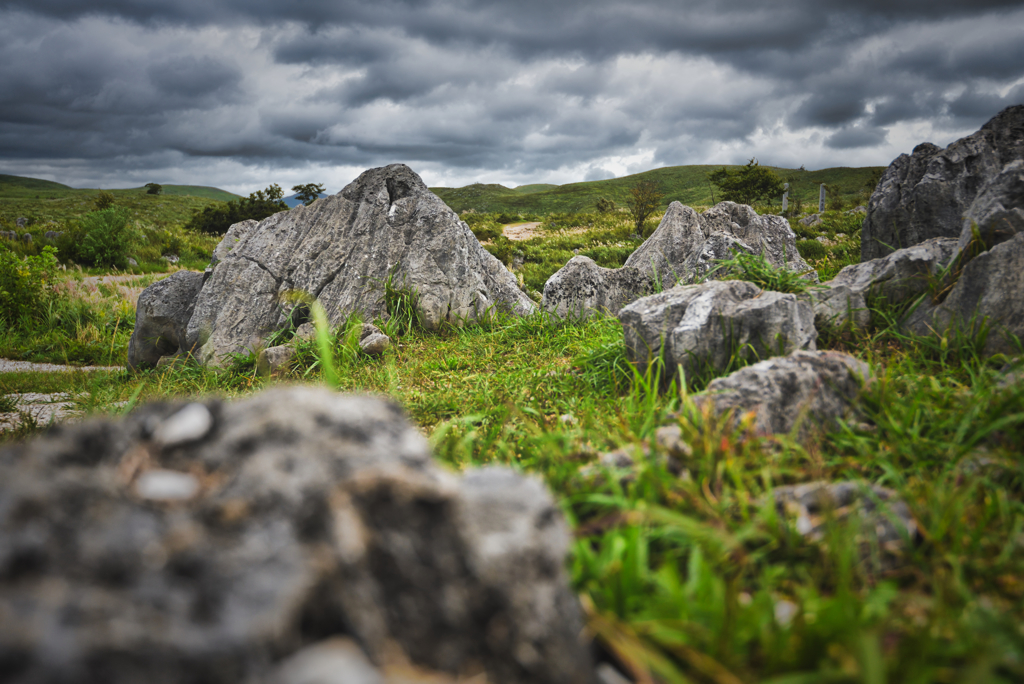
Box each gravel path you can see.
[0,359,124,373]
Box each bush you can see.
[0,245,60,323]
[185,185,288,235]
[79,207,141,269]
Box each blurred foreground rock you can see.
[0,387,593,684]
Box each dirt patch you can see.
[502,222,544,241]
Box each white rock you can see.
[135,469,199,501]
[152,403,213,447]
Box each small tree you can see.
[707,158,784,206]
[595,197,616,213]
[826,184,844,211]
[292,183,326,206]
[145,183,162,195]
[94,191,116,210]
[626,179,664,237]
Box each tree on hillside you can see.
[595,197,615,213]
[708,158,784,206]
[145,183,162,195]
[626,179,664,237]
[185,184,288,235]
[292,183,326,206]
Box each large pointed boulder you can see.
[862,104,1024,262]
[182,164,535,366]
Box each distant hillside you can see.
[431,164,886,215]
[0,174,72,193]
[136,185,239,202]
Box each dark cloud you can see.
[0,1,1021,191]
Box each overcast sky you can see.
[1,0,1022,195]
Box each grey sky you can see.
[1,0,1022,195]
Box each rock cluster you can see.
[129,164,535,369]
[0,387,594,684]
[862,104,1024,262]
[542,201,813,319]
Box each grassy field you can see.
[432,165,883,215]
[2,169,1022,682]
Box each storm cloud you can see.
[0,0,1022,193]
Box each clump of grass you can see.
[711,251,817,294]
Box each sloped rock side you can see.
[955,158,1024,266]
[209,218,258,269]
[862,104,1024,261]
[542,201,813,319]
[0,387,593,684]
[692,350,871,437]
[904,231,1024,355]
[808,237,958,330]
[618,280,816,386]
[127,270,205,370]
[186,164,535,366]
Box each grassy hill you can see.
[432,164,884,215]
[0,174,237,229]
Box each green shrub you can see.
[713,251,816,294]
[79,207,140,269]
[185,185,287,235]
[796,238,827,260]
[0,245,60,323]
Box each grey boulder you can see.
[862,104,1024,261]
[0,387,593,684]
[542,201,813,319]
[955,158,1024,266]
[618,280,817,386]
[903,231,1024,355]
[126,270,205,370]
[187,164,535,367]
[692,349,871,437]
[210,218,259,268]
[809,237,959,330]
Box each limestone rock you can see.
[358,323,391,356]
[541,256,651,320]
[0,387,593,684]
[809,237,958,330]
[126,270,205,370]
[903,231,1024,355]
[862,104,1024,261]
[955,158,1024,266]
[618,280,817,386]
[186,164,535,367]
[543,201,813,319]
[210,218,259,268]
[257,344,296,376]
[692,350,871,437]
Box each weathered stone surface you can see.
[0,387,593,684]
[543,201,813,319]
[269,636,464,684]
[618,280,816,386]
[698,202,812,278]
[541,256,652,319]
[692,350,871,437]
[623,202,706,287]
[257,344,296,376]
[809,237,958,330]
[903,231,1024,355]
[187,165,535,367]
[210,219,259,268]
[862,104,1024,261]
[955,158,1024,265]
[127,270,205,370]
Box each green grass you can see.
[431,165,883,215]
[5,171,1022,682]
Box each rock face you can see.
[904,231,1024,355]
[209,218,259,268]
[126,270,205,370]
[809,237,959,330]
[862,104,1024,261]
[540,256,651,320]
[183,164,534,366]
[692,350,871,437]
[618,280,817,386]
[542,201,813,319]
[955,158,1024,265]
[0,387,593,684]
